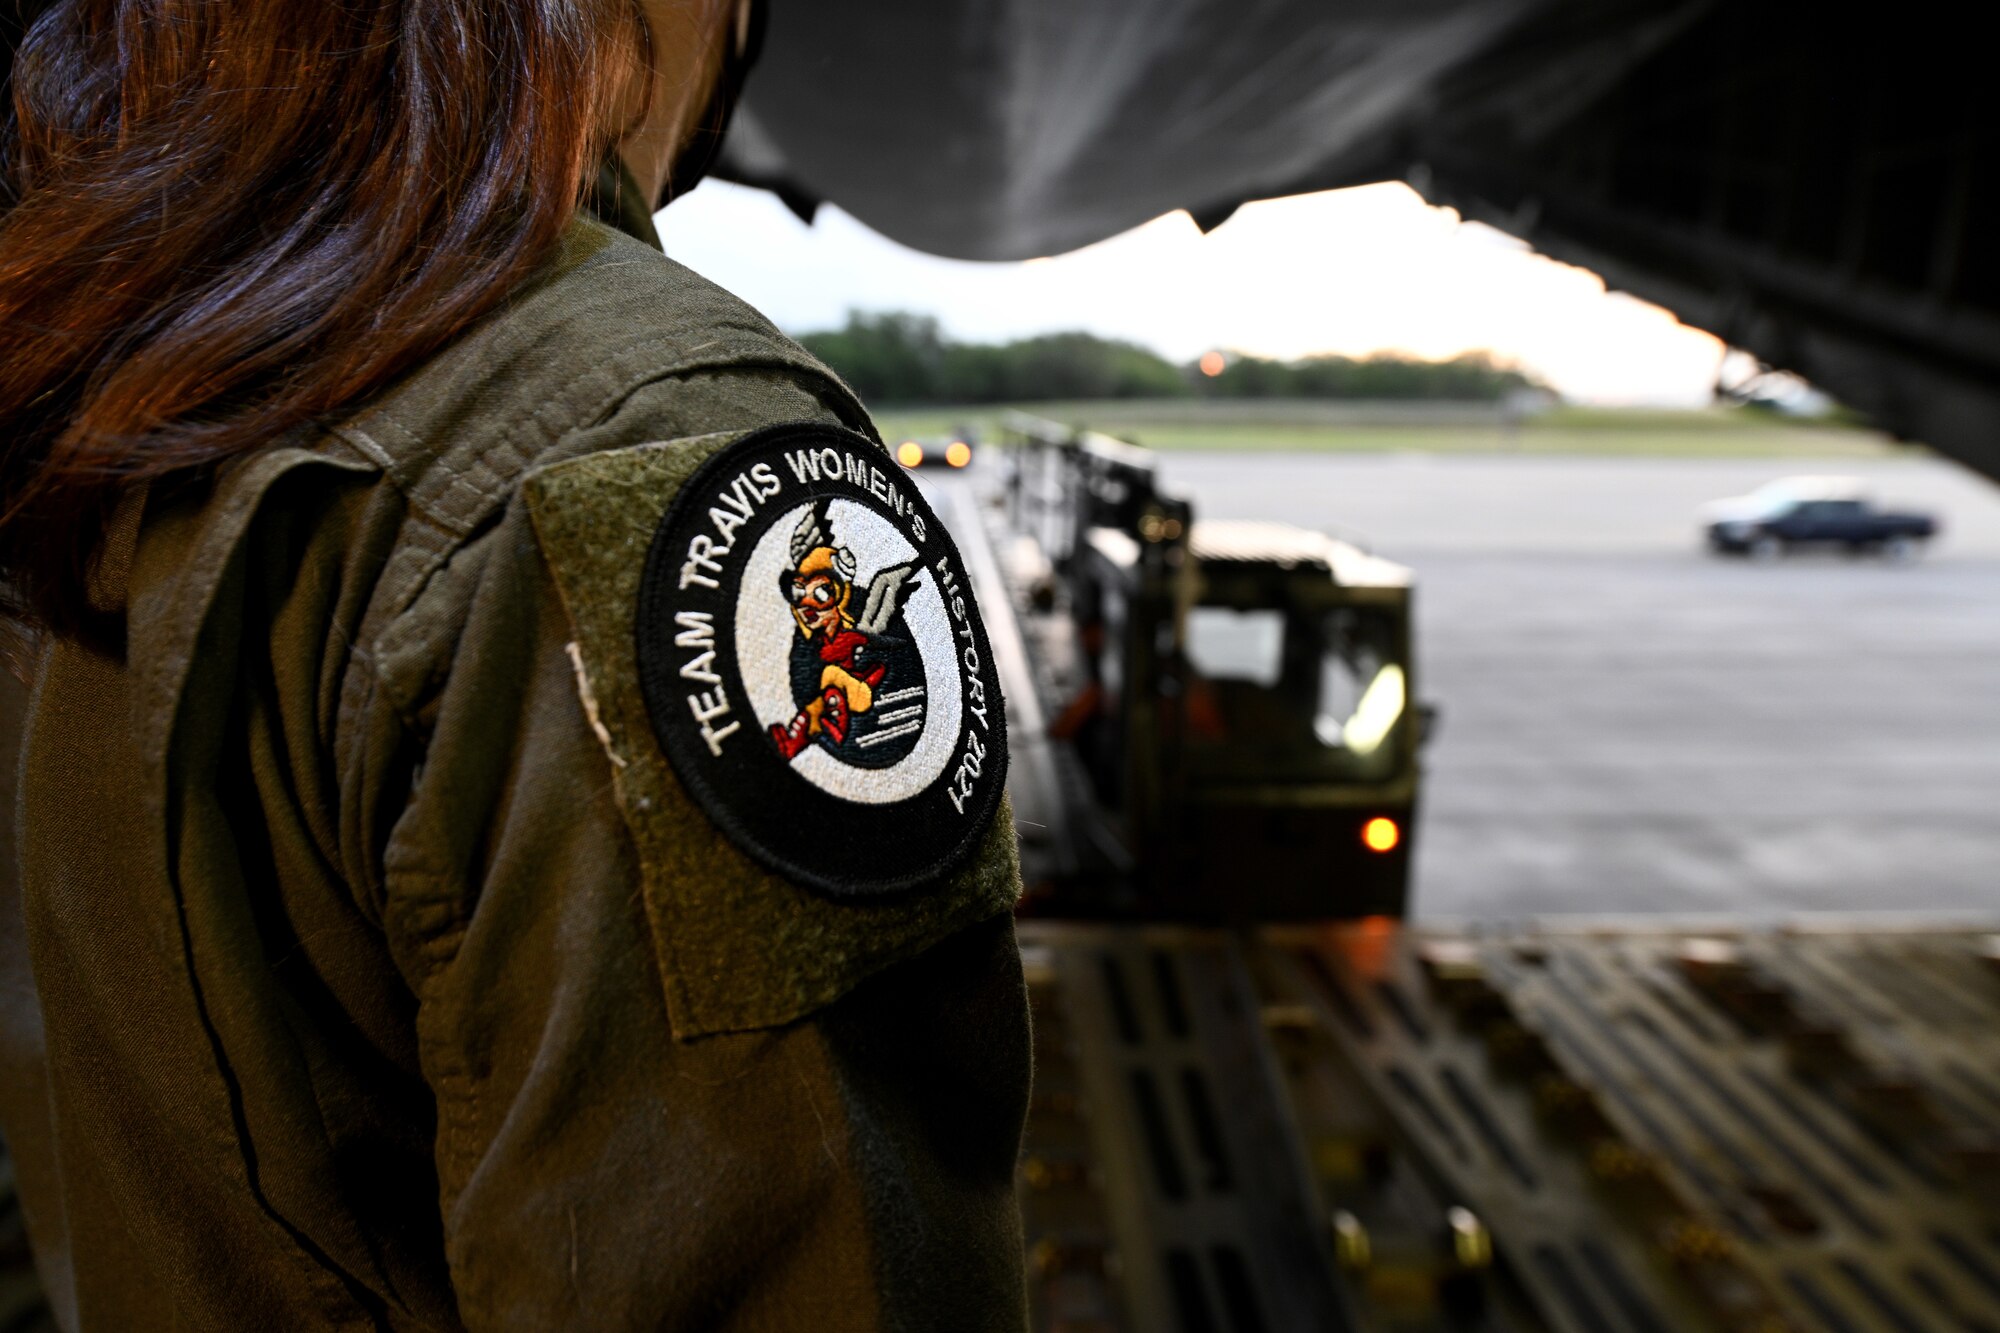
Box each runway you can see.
[1150,452,2000,919]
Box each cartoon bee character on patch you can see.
[769,500,927,765]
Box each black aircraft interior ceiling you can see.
[715,1,2000,481]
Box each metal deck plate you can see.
[1017,922,2000,1332]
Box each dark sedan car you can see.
[1701,477,1938,559]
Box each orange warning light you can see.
[1199,350,1226,377]
[1361,817,1401,853]
[945,440,972,468]
[896,441,924,467]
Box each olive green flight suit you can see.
[0,191,1030,1330]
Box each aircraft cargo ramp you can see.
[1015,921,2000,1333]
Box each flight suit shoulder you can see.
[334,218,872,725]
[330,223,1018,1037]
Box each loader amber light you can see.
[946,440,972,467]
[1361,816,1400,853]
[896,441,924,467]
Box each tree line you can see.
[796,311,1549,405]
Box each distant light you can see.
[945,440,972,468]
[897,441,924,467]
[1199,350,1226,377]
[1361,817,1400,853]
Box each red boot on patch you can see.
[819,686,850,745]
[769,711,813,760]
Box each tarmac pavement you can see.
[1151,452,2000,920]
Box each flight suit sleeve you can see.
[369,406,1031,1331]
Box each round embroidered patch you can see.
[635,423,1009,898]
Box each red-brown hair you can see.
[0,0,645,639]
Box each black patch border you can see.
[635,422,1008,899]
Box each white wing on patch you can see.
[789,500,833,565]
[855,563,920,634]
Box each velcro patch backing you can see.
[525,428,1020,1038]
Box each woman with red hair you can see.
[0,3,1030,1328]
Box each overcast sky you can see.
[656,179,1729,407]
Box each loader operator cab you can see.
[1001,415,1422,921]
[1181,522,1412,787]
